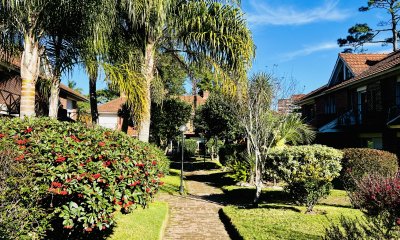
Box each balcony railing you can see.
[0,89,20,115]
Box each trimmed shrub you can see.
[341,148,398,190]
[0,117,169,238]
[184,139,198,158]
[268,145,343,213]
[219,143,246,166]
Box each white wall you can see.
[98,113,119,130]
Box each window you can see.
[324,96,336,114]
[357,87,367,124]
[396,81,400,107]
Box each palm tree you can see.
[114,0,254,142]
[0,1,54,117]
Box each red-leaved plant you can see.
[0,118,169,238]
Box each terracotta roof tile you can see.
[340,53,387,75]
[178,95,207,106]
[98,97,127,113]
[330,51,400,91]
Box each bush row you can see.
[0,117,169,239]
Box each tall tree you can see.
[338,0,400,52]
[0,0,55,117]
[118,0,254,142]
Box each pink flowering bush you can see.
[350,174,400,235]
[0,117,168,238]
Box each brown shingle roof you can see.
[98,97,126,113]
[60,84,88,102]
[340,53,387,75]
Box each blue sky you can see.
[61,0,393,95]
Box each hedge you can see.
[0,117,169,239]
[340,148,398,190]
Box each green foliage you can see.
[268,145,343,213]
[150,98,192,147]
[340,148,398,190]
[195,92,242,140]
[156,54,187,96]
[0,140,50,239]
[184,139,198,158]
[97,87,120,104]
[218,144,246,166]
[205,138,224,159]
[0,117,169,238]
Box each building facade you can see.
[297,51,400,155]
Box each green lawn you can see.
[221,187,360,240]
[108,202,168,240]
[223,203,362,240]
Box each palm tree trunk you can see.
[20,34,40,118]
[48,77,60,118]
[89,69,99,125]
[138,42,155,142]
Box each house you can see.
[0,55,87,120]
[277,94,305,114]
[97,92,209,143]
[297,51,400,154]
[98,97,137,136]
[178,91,209,136]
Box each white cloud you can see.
[246,0,349,26]
[281,42,339,61]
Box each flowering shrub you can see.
[0,117,169,237]
[341,148,398,190]
[349,174,400,237]
[268,145,343,213]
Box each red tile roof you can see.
[329,51,400,92]
[98,97,127,113]
[340,53,387,75]
[300,51,400,104]
[178,95,208,106]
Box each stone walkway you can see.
[157,170,231,240]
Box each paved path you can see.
[157,170,230,240]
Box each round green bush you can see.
[184,139,198,158]
[0,117,169,238]
[341,148,398,190]
[268,145,343,213]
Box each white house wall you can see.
[98,113,119,130]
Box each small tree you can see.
[150,98,191,148]
[229,72,314,205]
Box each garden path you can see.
[157,170,230,240]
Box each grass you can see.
[223,203,362,240]
[221,186,359,240]
[159,168,188,195]
[108,202,168,240]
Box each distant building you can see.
[0,54,87,120]
[277,94,305,114]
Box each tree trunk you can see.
[253,149,262,207]
[391,10,398,51]
[89,68,99,125]
[20,34,40,118]
[48,76,61,119]
[138,42,155,142]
